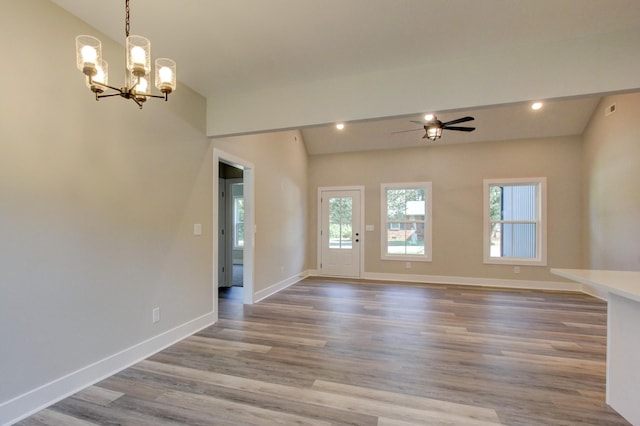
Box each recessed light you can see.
[424,114,435,121]
[531,102,543,110]
[336,123,345,130]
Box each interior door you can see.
[320,189,361,277]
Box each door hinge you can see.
[221,229,225,235]
[222,266,224,272]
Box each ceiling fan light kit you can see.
[425,125,443,141]
[75,0,177,109]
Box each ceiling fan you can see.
[395,115,476,141]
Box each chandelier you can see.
[75,0,176,109]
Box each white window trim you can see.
[483,177,547,266]
[381,182,432,262]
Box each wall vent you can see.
[605,103,616,116]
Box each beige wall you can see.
[583,93,640,271]
[0,0,212,404]
[212,132,309,293]
[308,136,583,282]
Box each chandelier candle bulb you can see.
[126,35,151,77]
[130,47,146,66]
[159,67,172,84]
[135,77,148,93]
[87,60,108,93]
[155,58,177,94]
[76,35,102,77]
[81,46,97,64]
[133,76,149,103]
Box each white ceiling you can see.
[50,0,639,152]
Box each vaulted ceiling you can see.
[301,97,601,155]
[51,0,640,152]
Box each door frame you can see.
[214,148,255,311]
[317,186,365,278]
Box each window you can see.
[233,195,244,248]
[483,178,546,265]
[381,182,432,261]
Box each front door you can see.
[320,189,362,277]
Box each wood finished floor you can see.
[18,278,630,425]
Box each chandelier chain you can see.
[125,0,130,38]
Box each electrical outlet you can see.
[152,307,160,323]
[514,266,520,274]
[405,262,411,269]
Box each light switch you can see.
[193,224,202,236]
[365,225,375,232]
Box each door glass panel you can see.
[329,196,353,249]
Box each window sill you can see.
[484,257,547,267]
[382,255,432,262]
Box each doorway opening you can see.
[218,163,244,302]
[214,148,255,312]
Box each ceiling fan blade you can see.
[392,128,424,134]
[442,116,474,126]
[444,126,476,132]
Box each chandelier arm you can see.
[131,96,144,109]
[90,80,124,93]
[97,93,124,99]
[137,93,169,100]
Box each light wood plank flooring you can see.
[18,278,630,425]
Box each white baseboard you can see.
[362,272,581,292]
[1,312,216,426]
[307,270,581,292]
[253,270,311,303]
